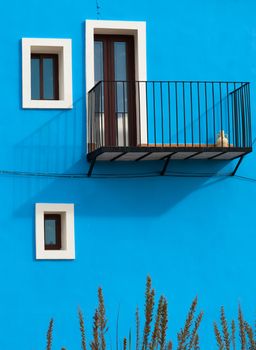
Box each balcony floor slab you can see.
[87,146,252,162]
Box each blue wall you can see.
[0,0,256,349]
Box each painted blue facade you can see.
[0,0,255,349]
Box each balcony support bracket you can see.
[231,155,245,176]
[160,155,171,176]
[87,157,96,177]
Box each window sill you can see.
[23,99,73,109]
[37,250,75,260]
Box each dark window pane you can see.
[94,41,104,83]
[45,219,57,245]
[114,42,127,81]
[31,57,40,99]
[114,42,128,112]
[44,214,61,250]
[31,54,58,100]
[43,57,55,99]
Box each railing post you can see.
[247,83,252,147]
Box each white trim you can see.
[22,38,73,109]
[35,203,75,260]
[86,20,146,92]
[85,20,147,145]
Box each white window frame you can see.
[35,203,75,260]
[22,38,73,109]
[85,20,147,146]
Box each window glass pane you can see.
[114,42,127,113]
[114,42,127,81]
[45,219,57,245]
[43,57,55,99]
[31,57,40,99]
[94,41,104,83]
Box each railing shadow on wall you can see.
[12,161,230,221]
[14,97,86,174]
[12,96,86,212]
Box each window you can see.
[35,203,75,260]
[22,38,73,109]
[31,54,59,100]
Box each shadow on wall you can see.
[14,96,87,174]
[12,158,230,220]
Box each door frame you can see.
[85,20,147,151]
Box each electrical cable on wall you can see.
[0,168,250,180]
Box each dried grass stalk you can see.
[136,307,140,350]
[151,296,164,350]
[46,318,54,350]
[231,320,236,350]
[188,312,203,350]
[123,337,127,350]
[142,276,155,350]
[177,297,198,350]
[128,329,132,350]
[238,305,246,350]
[159,298,168,350]
[167,341,173,350]
[193,334,200,350]
[91,309,100,350]
[244,321,255,350]
[220,306,230,350]
[214,322,224,350]
[78,307,87,350]
[98,287,108,350]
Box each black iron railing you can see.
[88,81,252,152]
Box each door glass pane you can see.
[43,57,55,99]
[94,41,104,83]
[114,42,128,146]
[94,41,105,144]
[114,42,128,112]
[45,219,56,245]
[31,57,40,99]
[114,42,127,81]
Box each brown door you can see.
[94,35,136,147]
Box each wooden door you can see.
[94,35,136,147]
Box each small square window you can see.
[35,203,75,260]
[22,38,73,109]
[31,54,59,100]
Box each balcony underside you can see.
[87,146,252,162]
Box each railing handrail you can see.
[87,80,102,94]
[88,80,250,94]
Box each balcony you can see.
[87,80,252,175]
